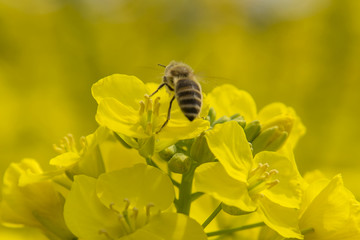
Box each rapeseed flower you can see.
[92,74,210,157]
[207,84,305,152]
[195,121,303,239]
[0,159,75,240]
[259,172,360,239]
[64,164,207,239]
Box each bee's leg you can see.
[149,82,174,97]
[149,83,166,97]
[156,95,175,133]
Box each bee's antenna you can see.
[158,64,166,68]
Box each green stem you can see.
[202,203,222,229]
[171,178,180,188]
[177,163,197,215]
[206,222,265,237]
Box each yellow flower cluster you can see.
[1,74,359,240]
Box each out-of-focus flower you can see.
[195,121,303,239]
[259,172,360,239]
[207,84,305,153]
[92,74,210,157]
[64,163,207,240]
[0,159,75,240]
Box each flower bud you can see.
[168,153,191,174]
[230,114,246,128]
[207,107,217,125]
[158,145,177,161]
[252,126,278,155]
[212,116,230,126]
[244,120,261,141]
[190,133,215,164]
[252,115,294,155]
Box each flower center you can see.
[99,198,155,238]
[139,95,161,135]
[53,133,86,155]
[247,163,279,200]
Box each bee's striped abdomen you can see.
[175,78,202,121]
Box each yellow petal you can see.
[205,121,253,183]
[96,98,147,138]
[194,162,256,212]
[96,164,174,212]
[257,196,303,239]
[299,174,360,240]
[254,151,302,209]
[207,84,257,121]
[92,74,147,110]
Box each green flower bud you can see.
[230,114,246,128]
[190,133,215,164]
[207,107,217,125]
[265,131,288,152]
[158,145,177,161]
[221,203,254,216]
[168,153,191,174]
[212,115,231,127]
[252,115,294,155]
[252,126,278,155]
[244,120,261,141]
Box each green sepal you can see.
[221,203,256,216]
[138,135,155,158]
[190,133,216,164]
[113,132,132,149]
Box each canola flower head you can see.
[2,71,360,240]
[64,164,207,240]
[92,74,210,153]
[195,121,303,239]
[0,159,75,240]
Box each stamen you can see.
[266,179,280,189]
[268,169,279,176]
[109,203,120,214]
[122,210,134,232]
[53,144,65,154]
[63,135,71,151]
[66,134,77,152]
[99,229,114,239]
[79,136,87,156]
[145,122,152,135]
[146,203,154,223]
[251,193,265,201]
[153,97,161,116]
[139,101,145,115]
[118,215,131,234]
[124,198,130,210]
[132,207,139,220]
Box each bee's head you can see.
[165,61,193,78]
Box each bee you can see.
[149,61,202,133]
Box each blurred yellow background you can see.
[0,0,359,202]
